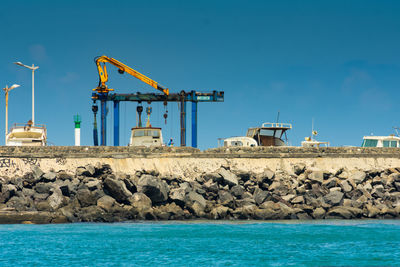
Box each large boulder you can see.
[103,177,133,204]
[97,195,116,212]
[76,189,98,207]
[217,169,239,187]
[323,190,344,206]
[47,188,64,210]
[308,171,324,183]
[137,175,169,204]
[253,187,268,205]
[350,171,367,184]
[130,193,152,212]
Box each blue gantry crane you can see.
[91,56,224,147]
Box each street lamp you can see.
[3,84,20,144]
[14,61,39,125]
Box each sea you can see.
[0,220,399,266]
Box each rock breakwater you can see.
[1,163,400,223]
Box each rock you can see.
[86,180,101,191]
[291,196,304,204]
[210,205,230,219]
[202,172,221,182]
[235,198,256,207]
[78,206,106,222]
[312,207,325,219]
[339,180,352,193]
[232,204,256,219]
[308,171,324,183]
[137,175,169,204]
[47,188,64,210]
[130,192,152,213]
[254,208,278,220]
[104,177,133,204]
[293,164,306,175]
[97,195,116,212]
[6,196,30,211]
[34,183,52,194]
[326,207,363,219]
[350,171,367,184]
[0,184,17,203]
[282,194,296,202]
[153,203,185,220]
[186,191,206,209]
[296,213,312,220]
[76,189,97,207]
[218,190,234,207]
[322,178,337,189]
[58,180,74,197]
[31,165,44,180]
[323,191,344,206]
[231,185,245,199]
[57,171,72,181]
[202,180,219,193]
[42,172,57,183]
[169,187,187,206]
[217,169,239,187]
[253,187,269,205]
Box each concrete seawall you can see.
[1,146,400,178]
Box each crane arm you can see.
[95,55,169,95]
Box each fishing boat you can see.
[246,122,292,146]
[361,135,400,148]
[6,121,47,146]
[222,122,292,147]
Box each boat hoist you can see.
[91,55,224,147]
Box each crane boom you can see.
[94,55,169,95]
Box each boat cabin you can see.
[361,135,400,148]
[246,122,292,146]
[6,123,47,146]
[129,127,163,147]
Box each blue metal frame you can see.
[114,101,119,146]
[92,91,224,147]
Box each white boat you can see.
[246,122,292,146]
[361,135,400,148]
[6,122,47,146]
[222,122,292,148]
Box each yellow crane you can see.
[93,55,169,95]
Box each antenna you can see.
[393,127,400,137]
[276,111,280,123]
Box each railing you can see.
[9,123,47,132]
[262,122,292,129]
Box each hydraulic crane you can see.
[94,55,169,95]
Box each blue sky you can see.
[0,0,400,149]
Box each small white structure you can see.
[223,136,258,147]
[6,122,47,146]
[129,127,163,147]
[361,135,400,148]
[74,114,81,146]
[301,138,330,148]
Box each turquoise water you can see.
[0,221,400,266]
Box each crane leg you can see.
[114,101,119,146]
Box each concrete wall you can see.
[1,146,400,178]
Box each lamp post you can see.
[14,62,39,125]
[3,84,20,144]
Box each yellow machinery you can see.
[94,55,169,95]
